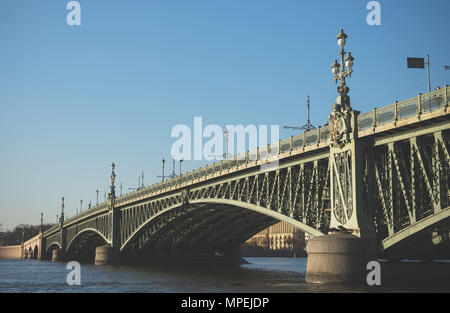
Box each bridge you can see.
[21,84,445,266]
[3,29,449,283]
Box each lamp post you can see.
[179,159,183,176]
[159,158,165,182]
[96,190,99,205]
[60,197,65,224]
[332,29,354,112]
[109,162,116,203]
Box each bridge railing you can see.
[43,225,59,236]
[44,202,110,234]
[358,85,448,130]
[107,124,331,208]
[64,86,448,218]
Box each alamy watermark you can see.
[366,260,381,286]
[66,261,81,285]
[366,1,381,26]
[170,117,280,171]
[66,1,81,26]
[65,2,380,27]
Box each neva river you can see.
[0,257,449,293]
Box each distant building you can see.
[245,221,313,252]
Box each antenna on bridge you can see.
[208,130,232,160]
[129,171,145,191]
[224,129,230,159]
[283,95,316,132]
[167,159,177,179]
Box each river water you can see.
[0,258,449,293]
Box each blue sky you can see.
[0,0,449,230]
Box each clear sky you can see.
[0,0,449,230]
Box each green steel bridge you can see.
[34,86,449,262]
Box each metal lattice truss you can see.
[368,125,450,253]
[118,152,330,255]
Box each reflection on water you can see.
[0,258,449,293]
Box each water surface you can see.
[0,258,449,293]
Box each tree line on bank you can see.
[0,223,55,246]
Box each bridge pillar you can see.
[51,249,66,262]
[99,162,120,265]
[38,235,44,261]
[306,46,377,284]
[306,232,376,283]
[306,109,377,284]
[94,245,117,265]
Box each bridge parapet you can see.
[358,85,448,131]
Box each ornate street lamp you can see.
[109,162,116,200]
[108,162,116,212]
[161,158,165,182]
[331,29,354,111]
[60,197,65,225]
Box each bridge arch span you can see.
[66,228,109,253]
[65,228,109,262]
[190,199,324,237]
[120,202,185,252]
[120,198,324,256]
[45,242,61,253]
